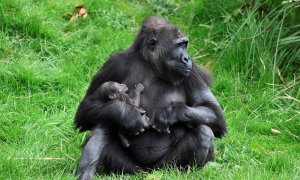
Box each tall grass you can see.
[188,0,300,122]
[191,1,300,82]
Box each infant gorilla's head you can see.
[99,81,128,101]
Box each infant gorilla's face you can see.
[112,82,128,93]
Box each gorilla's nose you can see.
[182,55,189,63]
[181,54,192,70]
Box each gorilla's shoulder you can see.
[103,52,129,67]
[86,52,129,95]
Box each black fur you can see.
[75,16,227,180]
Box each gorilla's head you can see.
[132,16,193,84]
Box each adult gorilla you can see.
[75,16,227,179]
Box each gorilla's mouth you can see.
[122,86,129,92]
[177,65,191,71]
[178,67,191,72]
[177,66,191,77]
[118,84,128,92]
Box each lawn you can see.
[0,0,299,179]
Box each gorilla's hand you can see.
[118,103,149,135]
[150,104,187,133]
[150,103,211,133]
[153,103,219,131]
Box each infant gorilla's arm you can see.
[118,83,147,148]
[118,133,131,147]
[130,83,144,107]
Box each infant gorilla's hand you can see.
[120,106,149,135]
[141,114,150,130]
[126,114,149,135]
[135,83,144,93]
[132,108,150,134]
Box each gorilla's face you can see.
[167,36,192,77]
[146,29,192,84]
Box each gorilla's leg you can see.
[76,126,107,180]
[194,125,215,165]
[101,141,142,173]
[157,125,215,168]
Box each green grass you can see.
[0,0,299,179]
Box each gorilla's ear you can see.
[149,38,157,51]
[108,93,117,100]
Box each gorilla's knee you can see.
[199,125,214,140]
[195,125,215,165]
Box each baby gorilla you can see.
[98,81,149,147]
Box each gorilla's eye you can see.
[177,41,188,48]
[149,38,157,49]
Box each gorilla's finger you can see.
[143,122,150,129]
[146,117,150,122]
[141,119,149,129]
[158,127,170,134]
[139,109,146,115]
[164,128,170,134]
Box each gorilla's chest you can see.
[123,76,186,117]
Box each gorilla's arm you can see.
[75,97,146,132]
[151,66,227,138]
[182,87,227,138]
[151,88,226,138]
[74,55,146,133]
